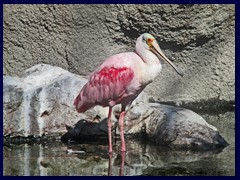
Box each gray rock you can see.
[3,64,88,136]
[124,103,229,150]
[3,4,235,104]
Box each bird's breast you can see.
[137,63,162,85]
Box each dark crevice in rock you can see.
[113,24,144,45]
[166,25,195,32]
[65,48,74,70]
[159,34,215,52]
[195,34,215,47]
[159,39,188,52]
[155,98,235,115]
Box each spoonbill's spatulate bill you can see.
[74,33,183,153]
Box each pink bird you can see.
[74,33,183,153]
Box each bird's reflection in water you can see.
[108,152,126,176]
[108,153,113,176]
[119,152,125,176]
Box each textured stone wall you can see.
[3,4,235,103]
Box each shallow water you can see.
[3,111,235,176]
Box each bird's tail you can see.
[74,92,93,113]
[73,92,81,109]
[73,93,85,113]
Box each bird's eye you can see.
[147,38,153,43]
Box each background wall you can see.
[3,4,235,104]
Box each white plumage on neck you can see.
[136,34,160,65]
[135,34,162,84]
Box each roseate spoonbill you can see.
[74,33,183,153]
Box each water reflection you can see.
[108,152,125,176]
[3,138,234,176]
[108,153,113,176]
[3,111,235,176]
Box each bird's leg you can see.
[108,107,113,153]
[119,107,126,152]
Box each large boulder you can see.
[124,103,229,150]
[4,64,87,137]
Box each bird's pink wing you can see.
[74,66,134,113]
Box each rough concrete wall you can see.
[3,4,235,103]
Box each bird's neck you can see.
[135,44,160,65]
[135,45,162,84]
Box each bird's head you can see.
[140,33,183,77]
